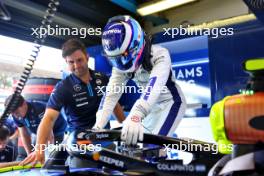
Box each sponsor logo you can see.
[76,102,88,107]
[75,97,87,102]
[95,73,102,76]
[99,155,124,168]
[96,133,109,139]
[73,84,82,92]
[131,116,140,123]
[73,92,87,97]
[103,29,122,35]
[96,79,102,85]
[38,112,45,119]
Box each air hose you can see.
[0,0,60,126]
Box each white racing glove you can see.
[121,114,144,145]
[92,110,111,130]
[121,99,150,145]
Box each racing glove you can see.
[121,99,149,145]
[121,114,144,145]
[92,110,111,129]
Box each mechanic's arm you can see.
[18,127,33,155]
[47,130,54,144]
[9,129,18,140]
[36,108,58,157]
[19,108,59,165]
[113,103,125,123]
[0,161,20,168]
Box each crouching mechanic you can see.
[20,39,125,167]
[4,94,67,159]
[93,15,187,145]
[0,125,19,168]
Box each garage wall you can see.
[145,0,249,34]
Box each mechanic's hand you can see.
[92,111,110,130]
[19,150,45,166]
[121,115,144,145]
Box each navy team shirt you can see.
[0,141,17,162]
[13,101,67,137]
[47,70,108,132]
[4,117,17,136]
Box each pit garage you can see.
[0,0,264,175]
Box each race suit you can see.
[98,45,186,136]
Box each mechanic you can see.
[93,15,187,145]
[20,38,125,167]
[4,116,18,145]
[4,94,67,158]
[0,125,19,168]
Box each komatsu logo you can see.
[103,29,122,35]
[99,155,124,168]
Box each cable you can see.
[0,0,60,126]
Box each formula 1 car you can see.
[0,129,223,176]
[40,128,222,176]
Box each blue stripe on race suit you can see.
[143,76,157,101]
[158,71,182,136]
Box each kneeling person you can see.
[0,125,19,168]
[5,94,67,157]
